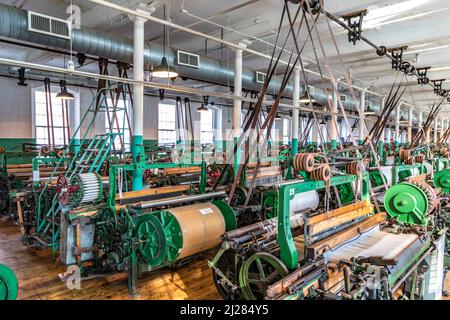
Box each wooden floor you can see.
[0,217,221,300]
[1,216,449,300]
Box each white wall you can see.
[0,76,288,145]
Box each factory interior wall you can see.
[0,76,287,164]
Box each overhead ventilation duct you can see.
[0,3,388,115]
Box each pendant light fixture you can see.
[197,95,209,112]
[197,103,209,112]
[56,80,74,101]
[152,4,178,79]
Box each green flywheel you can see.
[262,192,278,219]
[433,169,450,194]
[0,264,18,300]
[384,183,429,225]
[135,214,168,267]
[154,211,183,262]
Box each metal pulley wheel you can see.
[399,149,411,162]
[345,161,361,175]
[0,264,18,300]
[212,249,243,300]
[384,183,430,225]
[293,153,315,172]
[230,186,248,206]
[41,145,51,155]
[135,214,167,267]
[310,164,331,182]
[56,175,71,205]
[433,169,450,194]
[415,154,425,164]
[262,191,278,219]
[412,181,438,213]
[238,252,289,300]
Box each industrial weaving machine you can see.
[209,164,448,300]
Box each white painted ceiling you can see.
[1,0,450,117]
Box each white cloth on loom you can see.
[324,226,420,265]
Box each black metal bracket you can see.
[389,46,408,71]
[76,53,87,67]
[17,67,27,86]
[203,95,210,106]
[431,79,445,95]
[417,67,431,85]
[158,89,165,101]
[300,0,322,15]
[342,10,367,45]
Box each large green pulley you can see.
[135,214,167,267]
[262,192,278,219]
[239,252,288,300]
[384,183,429,225]
[434,169,450,194]
[154,211,183,262]
[0,264,18,300]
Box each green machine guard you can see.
[0,264,18,300]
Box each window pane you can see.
[159,104,176,144]
[35,88,72,147]
[200,109,214,144]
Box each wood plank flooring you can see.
[0,217,221,300]
[1,216,449,300]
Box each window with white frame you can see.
[105,98,131,151]
[282,118,291,144]
[34,88,72,146]
[158,103,177,145]
[200,109,214,144]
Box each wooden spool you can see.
[404,156,415,165]
[399,149,411,161]
[440,147,448,157]
[293,153,315,172]
[415,154,425,164]
[310,164,331,182]
[345,162,360,175]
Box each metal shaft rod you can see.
[135,191,227,209]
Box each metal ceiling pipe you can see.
[0,3,418,121]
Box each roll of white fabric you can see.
[290,190,320,213]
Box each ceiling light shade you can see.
[299,95,316,104]
[152,57,179,79]
[197,103,209,112]
[56,90,75,101]
[56,80,74,101]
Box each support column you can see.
[394,102,401,149]
[233,47,243,176]
[385,127,392,145]
[291,67,300,156]
[330,92,339,150]
[132,16,146,191]
[359,90,366,145]
[407,107,413,146]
